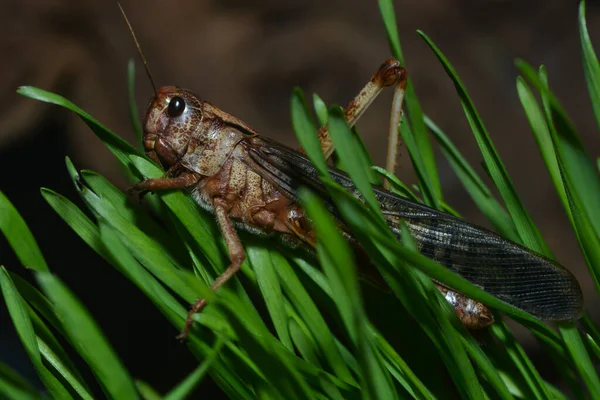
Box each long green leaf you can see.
[579,0,600,129]
[0,192,48,272]
[37,272,139,400]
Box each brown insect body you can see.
[129,53,582,338]
[116,3,506,339]
[144,86,315,245]
[138,81,580,340]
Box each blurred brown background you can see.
[2,0,599,396]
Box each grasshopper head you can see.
[142,86,204,168]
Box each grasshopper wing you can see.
[243,135,583,321]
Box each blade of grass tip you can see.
[579,0,600,129]
[419,32,552,255]
[377,0,442,200]
[301,188,398,400]
[0,267,73,399]
[135,381,162,400]
[291,88,328,175]
[372,166,421,202]
[581,315,600,348]
[127,59,144,147]
[312,93,328,126]
[558,322,600,398]
[516,78,571,223]
[36,272,139,400]
[41,188,108,260]
[528,66,600,395]
[0,191,48,272]
[187,343,258,400]
[245,244,293,351]
[517,61,600,244]
[529,65,600,291]
[164,338,225,400]
[17,86,144,171]
[587,334,600,360]
[425,116,520,241]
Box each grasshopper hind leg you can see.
[306,58,494,330]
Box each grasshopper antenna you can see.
[117,2,159,98]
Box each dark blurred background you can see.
[2,0,600,397]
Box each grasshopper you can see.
[119,4,583,340]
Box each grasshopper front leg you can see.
[129,170,200,197]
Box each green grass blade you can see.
[458,336,513,400]
[312,94,328,126]
[130,155,223,273]
[398,119,441,208]
[0,191,48,272]
[579,0,600,129]
[301,189,398,400]
[290,88,327,175]
[0,361,45,400]
[136,381,162,400]
[371,166,420,202]
[10,276,92,396]
[418,31,551,255]
[36,272,139,400]
[515,78,570,222]
[378,0,442,205]
[41,188,107,259]
[246,245,293,352]
[520,63,600,290]
[327,107,383,216]
[491,322,550,399]
[127,59,144,148]
[270,252,356,384]
[373,331,436,400]
[0,267,72,399]
[558,323,600,398]
[37,338,94,400]
[425,116,519,241]
[17,86,144,171]
[164,338,225,400]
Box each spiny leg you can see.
[177,198,246,340]
[385,77,407,184]
[129,171,200,198]
[299,59,407,160]
[304,59,493,329]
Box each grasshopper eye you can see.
[167,96,185,117]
